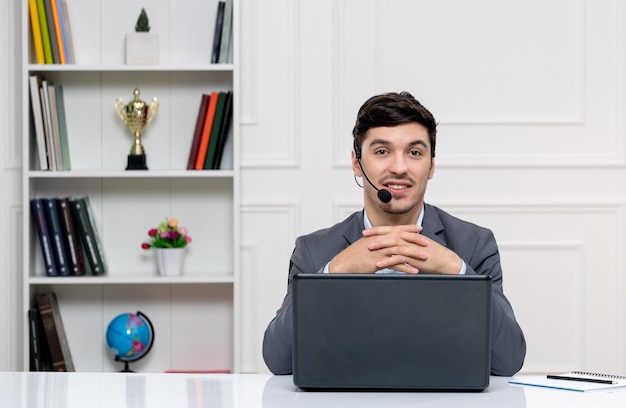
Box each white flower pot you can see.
[126,32,159,64]
[155,248,186,276]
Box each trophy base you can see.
[126,154,148,170]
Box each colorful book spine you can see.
[49,0,66,64]
[28,0,45,64]
[60,0,75,63]
[30,198,57,276]
[187,94,210,170]
[194,92,219,170]
[44,0,60,63]
[35,0,53,64]
[42,197,70,276]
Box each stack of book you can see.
[28,0,75,64]
[29,292,74,371]
[30,196,107,277]
[211,0,234,64]
[187,91,234,170]
[29,75,71,171]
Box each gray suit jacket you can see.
[262,204,526,376]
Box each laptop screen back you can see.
[292,274,492,391]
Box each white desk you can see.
[1,372,626,407]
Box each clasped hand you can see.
[328,225,462,275]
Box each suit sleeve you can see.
[463,228,526,376]
[262,236,320,375]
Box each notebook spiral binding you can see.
[571,371,626,380]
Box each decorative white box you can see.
[125,33,159,64]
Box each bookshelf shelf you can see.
[27,170,235,179]
[27,64,235,73]
[28,274,235,285]
[22,0,239,373]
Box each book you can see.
[35,0,53,64]
[42,197,70,276]
[187,94,210,170]
[60,0,75,64]
[31,198,57,276]
[510,371,626,392]
[212,91,233,169]
[28,308,41,371]
[218,0,233,64]
[54,0,70,63]
[203,92,227,169]
[57,197,85,276]
[36,293,75,371]
[70,197,107,275]
[29,75,48,170]
[40,80,56,170]
[49,0,66,64]
[28,0,45,64]
[54,83,71,170]
[211,1,226,64]
[44,0,60,63]
[29,307,52,371]
[194,92,219,170]
[47,83,64,170]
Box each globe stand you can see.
[117,358,135,373]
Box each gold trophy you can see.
[115,88,159,170]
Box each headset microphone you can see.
[354,146,392,204]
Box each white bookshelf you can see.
[21,0,239,373]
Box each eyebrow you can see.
[367,138,429,150]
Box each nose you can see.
[389,151,408,174]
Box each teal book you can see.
[54,83,71,170]
[70,197,107,275]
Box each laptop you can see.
[292,273,492,391]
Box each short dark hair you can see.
[352,91,437,158]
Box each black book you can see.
[42,198,70,276]
[29,308,50,371]
[31,198,58,276]
[211,1,226,63]
[212,91,233,169]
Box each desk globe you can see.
[106,311,154,372]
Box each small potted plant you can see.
[142,218,192,276]
[126,8,159,64]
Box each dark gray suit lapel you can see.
[421,204,447,246]
[342,210,366,245]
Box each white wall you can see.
[237,0,626,375]
[1,0,625,375]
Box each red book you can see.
[186,94,210,170]
[194,92,219,170]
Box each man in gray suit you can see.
[262,92,526,376]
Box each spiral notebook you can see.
[509,371,626,392]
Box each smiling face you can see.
[352,122,435,226]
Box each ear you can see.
[351,150,362,177]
